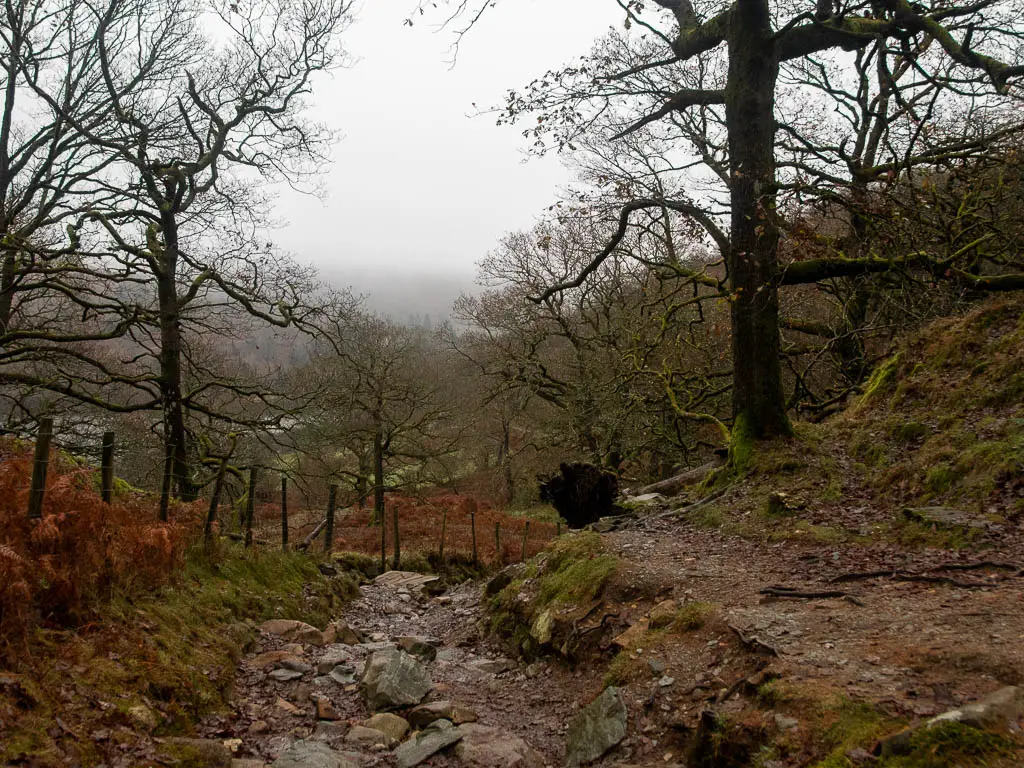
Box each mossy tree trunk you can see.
[724,0,792,440]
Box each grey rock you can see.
[269,668,304,683]
[359,649,432,711]
[272,740,360,768]
[657,675,675,688]
[408,700,478,728]
[647,658,666,676]
[774,713,799,730]
[312,721,349,741]
[277,657,313,674]
[484,564,526,598]
[345,724,393,748]
[260,620,325,646]
[903,506,987,531]
[318,648,354,674]
[329,664,357,685]
[363,712,410,742]
[565,687,628,767]
[453,723,545,768]
[393,723,464,768]
[467,658,513,675]
[396,636,439,661]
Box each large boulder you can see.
[565,687,628,766]
[359,649,432,711]
[453,723,545,768]
[539,463,618,529]
[272,741,359,768]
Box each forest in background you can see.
[3,1,1024,765]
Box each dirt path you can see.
[191,569,594,767]
[183,511,1024,768]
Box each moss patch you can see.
[488,532,618,660]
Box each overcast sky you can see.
[273,1,623,291]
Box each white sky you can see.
[273,0,623,286]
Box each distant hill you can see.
[318,266,477,327]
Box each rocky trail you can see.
[134,508,1024,768]
[177,568,594,768]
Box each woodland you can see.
[2,1,1024,767]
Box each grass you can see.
[1,543,358,767]
[670,600,717,631]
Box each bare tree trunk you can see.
[725,0,791,441]
[156,224,196,502]
[373,420,385,525]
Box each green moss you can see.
[331,550,381,579]
[924,463,963,494]
[729,412,757,472]
[671,601,717,631]
[891,421,929,443]
[877,722,1015,767]
[489,532,618,659]
[536,533,617,607]
[604,651,646,687]
[860,353,901,405]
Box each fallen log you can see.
[637,455,726,497]
[658,488,727,519]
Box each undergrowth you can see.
[0,440,197,655]
[1,544,356,766]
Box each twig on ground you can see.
[761,586,865,606]
[728,624,779,657]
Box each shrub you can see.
[0,440,196,656]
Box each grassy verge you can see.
[1,543,357,767]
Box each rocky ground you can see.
[120,502,1024,768]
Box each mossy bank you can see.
[1,545,358,767]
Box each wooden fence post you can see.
[495,522,501,565]
[324,484,337,554]
[158,446,173,522]
[470,511,478,564]
[100,431,115,504]
[557,521,562,537]
[244,467,258,548]
[521,521,530,562]
[280,476,289,551]
[204,450,232,543]
[28,417,54,520]
[380,504,387,572]
[439,509,447,562]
